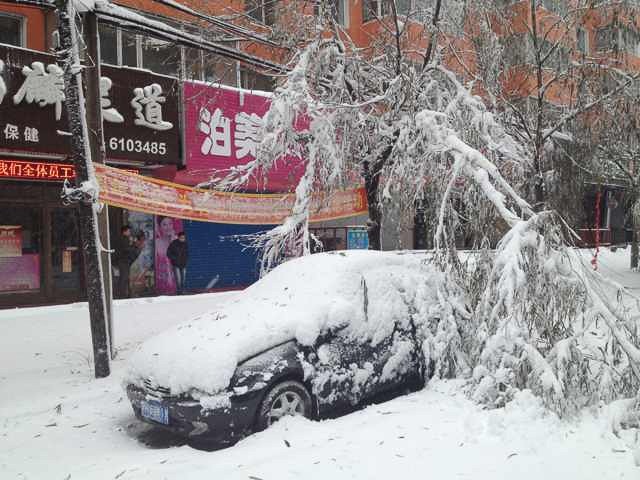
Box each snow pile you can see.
[125,250,463,396]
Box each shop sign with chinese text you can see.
[0,45,181,166]
[101,66,181,165]
[176,82,304,191]
[0,46,69,156]
[0,159,75,181]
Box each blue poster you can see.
[347,228,369,250]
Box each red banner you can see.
[95,164,367,225]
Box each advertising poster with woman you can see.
[155,216,183,295]
[127,212,155,297]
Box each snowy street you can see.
[1,250,639,480]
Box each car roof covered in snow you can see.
[126,250,438,395]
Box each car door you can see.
[356,266,423,395]
[304,325,385,411]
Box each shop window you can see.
[246,0,276,26]
[99,23,118,65]
[241,68,274,92]
[203,54,237,86]
[0,206,42,294]
[141,36,180,77]
[184,47,204,82]
[0,13,24,47]
[51,208,82,292]
[310,227,347,252]
[185,48,238,86]
[121,29,138,68]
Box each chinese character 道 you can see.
[131,83,173,131]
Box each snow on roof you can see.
[125,250,442,395]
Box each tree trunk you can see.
[56,0,111,378]
[366,186,383,250]
[363,156,385,251]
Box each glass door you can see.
[50,208,83,296]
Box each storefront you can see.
[0,42,182,307]
[0,177,84,307]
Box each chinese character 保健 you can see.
[100,76,124,123]
[13,62,65,121]
[0,60,6,104]
[24,127,39,143]
[199,107,231,157]
[235,111,264,159]
[4,124,19,141]
[131,83,173,131]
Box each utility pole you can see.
[56,0,111,378]
[83,10,115,358]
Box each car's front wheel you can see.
[256,380,313,431]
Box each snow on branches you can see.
[210,7,640,423]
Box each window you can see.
[185,48,237,86]
[577,28,588,55]
[0,13,24,47]
[121,29,138,68]
[99,23,118,65]
[596,25,640,56]
[325,0,348,27]
[0,206,42,294]
[97,22,241,83]
[538,0,568,17]
[245,0,276,26]
[363,0,387,23]
[396,0,412,16]
[241,68,274,92]
[364,0,430,21]
[141,36,180,77]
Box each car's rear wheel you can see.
[256,380,313,431]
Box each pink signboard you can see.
[176,83,304,192]
[0,254,40,292]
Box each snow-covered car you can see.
[125,251,446,444]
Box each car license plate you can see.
[141,400,169,425]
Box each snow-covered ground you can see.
[1,249,639,479]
